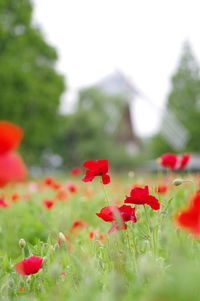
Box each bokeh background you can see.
[1,0,200,173]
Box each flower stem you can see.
[102,184,110,206]
[143,205,153,252]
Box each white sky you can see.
[33,0,200,137]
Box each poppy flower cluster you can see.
[82,159,160,234]
[82,160,110,184]
[0,121,27,187]
[15,256,43,275]
[175,190,200,237]
[158,153,190,170]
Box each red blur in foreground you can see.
[124,186,160,210]
[96,205,137,234]
[0,121,23,154]
[0,121,27,187]
[82,159,110,184]
[0,195,9,208]
[15,256,43,275]
[159,153,190,170]
[175,190,200,237]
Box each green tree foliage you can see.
[0,0,65,164]
[150,42,200,157]
[54,88,135,168]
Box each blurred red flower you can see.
[175,190,200,236]
[43,199,54,209]
[56,189,68,201]
[96,205,137,234]
[44,177,54,186]
[0,195,9,208]
[0,121,27,187]
[82,159,110,184]
[159,153,177,169]
[11,192,20,202]
[155,185,168,194]
[0,121,23,154]
[69,219,88,233]
[158,153,190,170]
[70,167,82,176]
[88,231,104,241]
[124,185,160,210]
[66,181,77,193]
[15,256,43,275]
[178,154,191,170]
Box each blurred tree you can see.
[54,88,137,168]
[150,42,200,157]
[0,0,65,164]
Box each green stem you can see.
[131,226,138,273]
[102,184,110,206]
[143,205,153,252]
[21,248,25,259]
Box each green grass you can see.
[0,173,200,301]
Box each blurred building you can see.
[88,71,140,155]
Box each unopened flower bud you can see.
[19,239,26,248]
[173,179,184,186]
[58,232,66,243]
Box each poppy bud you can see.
[19,239,26,248]
[58,232,66,243]
[173,179,183,186]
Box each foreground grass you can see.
[0,172,199,301]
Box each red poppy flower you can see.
[0,121,23,154]
[11,192,20,202]
[69,219,88,235]
[56,189,68,201]
[82,159,110,185]
[175,190,200,236]
[159,153,177,169]
[66,181,77,193]
[44,177,54,186]
[88,231,105,241]
[96,205,137,234]
[43,199,54,209]
[0,196,9,208]
[155,185,168,194]
[15,256,43,275]
[0,121,27,187]
[124,185,160,210]
[0,152,27,187]
[178,154,191,170]
[70,167,82,176]
[158,153,190,170]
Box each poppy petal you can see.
[0,152,27,186]
[101,174,110,185]
[0,121,23,154]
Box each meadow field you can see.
[0,165,200,301]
